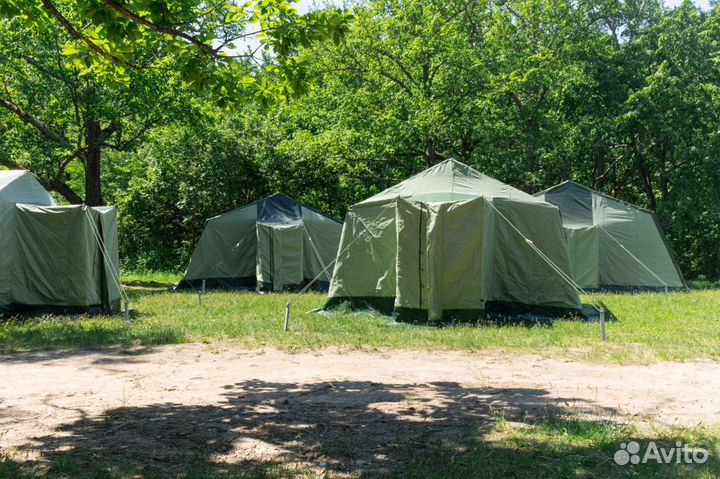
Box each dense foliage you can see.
[1,0,719,279]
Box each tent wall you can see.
[179,206,258,289]
[95,207,122,312]
[301,207,343,286]
[486,199,580,311]
[326,201,398,312]
[423,198,486,320]
[0,205,120,314]
[257,222,304,290]
[394,197,429,316]
[327,195,582,322]
[564,227,600,289]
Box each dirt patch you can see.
[1,345,719,476]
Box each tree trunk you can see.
[638,162,656,211]
[524,116,539,172]
[83,119,105,206]
[47,178,84,204]
[593,155,605,189]
[424,136,445,166]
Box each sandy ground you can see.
[1,345,719,475]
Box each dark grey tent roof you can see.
[535,181,685,290]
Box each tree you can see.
[0,0,351,204]
[0,19,187,204]
[265,0,487,202]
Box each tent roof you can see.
[210,193,341,224]
[0,170,54,206]
[359,159,542,205]
[536,181,656,228]
[0,170,26,189]
[537,180,654,213]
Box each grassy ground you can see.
[0,272,718,363]
[2,413,718,478]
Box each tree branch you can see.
[0,97,70,146]
[40,0,137,69]
[102,0,218,56]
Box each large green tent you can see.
[177,194,342,291]
[0,170,121,314]
[324,159,582,322]
[535,181,685,290]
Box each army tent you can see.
[535,181,685,290]
[0,170,122,314]
[177,194,342,291]
[324,159,582,322]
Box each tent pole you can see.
[199,279,206,306]
[284,302,291,332]
[124,297,130,322]
[600,307,606,342]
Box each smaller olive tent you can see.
[0,170,121,314]
[325,159,582,322]
[177,194,342,292]
[535,181,685,290]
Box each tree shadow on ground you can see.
[6,379,717,478]
[125,283,176,299]
[0,346,155,366]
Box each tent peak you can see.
[0,169,55,206]
[0,169,29,188]
[266,192,295,201]
[359,158,542,204]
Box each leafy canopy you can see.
[0,0,352,107]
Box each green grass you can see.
[120,270,183,285]
[0,272,719,362]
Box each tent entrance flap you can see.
[256,222,304,291]
[394,198,428,319]
[394,198,487,322]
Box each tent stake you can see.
[199,279,206,306]
[600,307,606,342]
[284,302,291,332]
[124,297,130,322]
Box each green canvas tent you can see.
[177,194,342,291]
[0,170,121,314]
[324,159,582,322]
[535,181,685,290]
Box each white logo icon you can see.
[614,441,641,465]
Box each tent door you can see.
[257,222,304,291]
[425,200,486,321]
[394,200,429,320]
